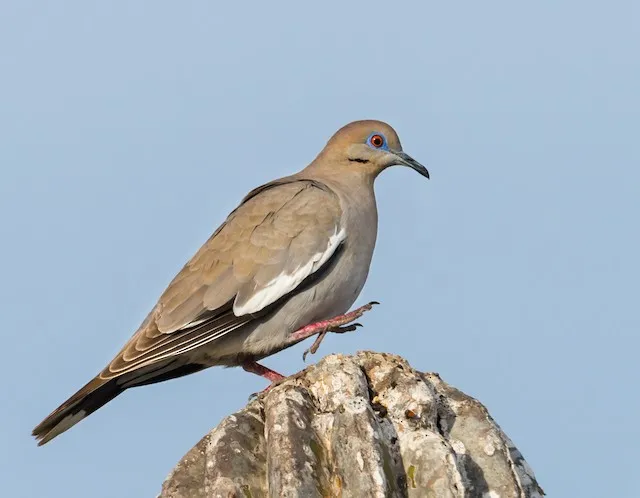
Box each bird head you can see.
[316,120,429,181]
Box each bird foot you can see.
[302,323,362,361]
[248,383,277,401]
[288,301,380,361]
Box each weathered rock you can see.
[160,351,543,498]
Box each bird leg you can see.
[242,360,286,382]
[241,301,379,397]
[287,301,380,360]
[242,360,288,398]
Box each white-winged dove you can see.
[33,120,429,445]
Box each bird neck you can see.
[301,157,377,192]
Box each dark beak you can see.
[393,151,430,179]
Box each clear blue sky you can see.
[2,2,638,497]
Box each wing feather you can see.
[99,178,344,379]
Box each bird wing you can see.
[101,178,344,379]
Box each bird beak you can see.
[392,151,430,179]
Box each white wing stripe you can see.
[233,227,346,316]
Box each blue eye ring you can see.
[367,132,388,150]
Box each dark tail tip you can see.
[32,377,122,446]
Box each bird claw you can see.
[302,323,365,361]
[248,379,285,400]
[303,330,327,362]
[332,322,362,333]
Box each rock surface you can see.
[160,351,544,497]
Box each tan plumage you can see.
[33,120,429,445]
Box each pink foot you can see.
[288,301,380,360]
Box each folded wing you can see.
[104,179,344,378]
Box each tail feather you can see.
[32,377,122,446]
[32,359,207,445]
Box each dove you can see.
[33,120,429,445]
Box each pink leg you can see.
[242,360,287,397]
[242,360,286,382]
[288,301,379,360]
[241,301,379,396]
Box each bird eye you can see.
[369,134,384,148]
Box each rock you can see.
[160,351,543,498]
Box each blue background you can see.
[1,2,638,496]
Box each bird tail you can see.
[32,360,208,445]
[32,376,123,446]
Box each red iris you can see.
[370,135,384,148]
